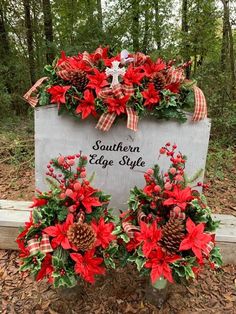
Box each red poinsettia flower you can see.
[30,197,48,208]
[165,82,180,94]
[145,247,181,283]
[16,212,33,241]
[104,55,120,67]
[134,221,162,257]
[123,65,145,86]
[75,90,97,119]
[43,214,74,249]
[87,68,109,94]
[65,185,101,214]
[91,217,116,249]
[106,95,130,115]
[126,238,140,252]
[179,218,212,262]
[163,185,193,210]
[47,85,71,105]
[36,253,53,282]
[141,83,161,109]
[142,59,166,78]
[17,239,30,258]
[70,249,105,284]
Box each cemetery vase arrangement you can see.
[114,142,223,307]
[24,47,207,131]
[16,153,117,288]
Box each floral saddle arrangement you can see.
[24,47,207,132]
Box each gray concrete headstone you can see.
[35,105,211,210]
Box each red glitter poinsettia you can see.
[65,185,102,214]
[47,85,71,105]
[179,218,212,262]
[70,249,105,284]
[163,186,193,210]
[123,65,145,86]
[36,254,54,282]
[91,217,116,249]
[43,214,74,249]
[141,83,161,109]
[134,221,162,257]
[145,248,181,283]
[142,58,166,78]
[76,89,97,119]
[106,95,130,115]
[87,68,109,94]
[30,197,48,208]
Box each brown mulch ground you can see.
[0,250,235,314]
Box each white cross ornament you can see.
[105,61,126,87]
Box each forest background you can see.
[0,0,235,205]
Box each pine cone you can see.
[160,218,185,254]
[69,69,89,91]
[152,72,166,90]
[67,222,96,251]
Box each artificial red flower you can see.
[91,217,116,249]
[142,59,166,78]
[145,247,180,283]
[143,182,156,196]
[16,212,33,241]
[141,83,161,109]
[123,65,145,85]
[134,221,162,257]
[30,197,48,208]
[106,95,130,115]
[165,82,180,94]
[43,214,74,249]
[179,218,212,262]
[65,185,101,214]
[47,85,71,105]
[70,249,105,283]
[36,254,53,282]
[126,238,140,252]
[87,68,109,94]
[75,89,97,119]
[104,55,120,67]
[163,185,193,210]
[17,239,30,258]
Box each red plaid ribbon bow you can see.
[122,221,140,238]
[27,234,53,255]
[96,84,138,132]
[167,67,207,121]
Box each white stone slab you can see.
[35,105,211,210]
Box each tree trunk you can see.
[142,2,149,53]
[181,0,191,78]
[23,0,36,84]
[131,0,140,51]
[221,0,235,95]
[0,3,10,60]
[97,0,104,44]
[42,0,54,64]
[154,0,161,50]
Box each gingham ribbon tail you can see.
[168,68,207,121]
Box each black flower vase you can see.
[145,277,169,309]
